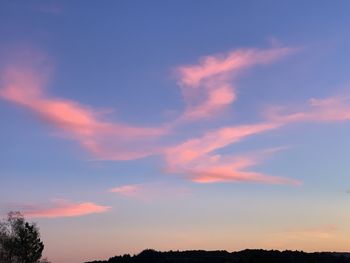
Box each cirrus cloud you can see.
[3,45,350,187]
[176,47,296,121]
[0,65,168,161]
[14,200,111,218]
[109,183,191,201]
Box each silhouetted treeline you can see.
[86,249,350,263]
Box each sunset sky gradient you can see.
[1,1,350,263]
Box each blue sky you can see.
[1,1,350,263]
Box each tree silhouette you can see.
[0,212,44,263]
[86,249,350,263]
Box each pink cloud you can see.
[6,47,349,187]
[191,170,300,185]
[22,200,111,218]
[0,66,167,160]
[165,122,282,170]
[187,154,300,185]
[177,47,295,121]
[109,183,190,201]
[109,184,141,197]
[166,145,301,185]
[170,94,350,185]
[266,96,350,124]
[178,47,294,87]
[180,80,236,121]
[165,94,350,185]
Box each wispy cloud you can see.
[109,183,190,201]
[165,144,300,185]
[0,65,167,160]
[177,47,295,121]
[3,45,349,186]
[265,96,350,124]
[164,93,350,185]
[19,200,111,218]
[165,122,282,169]
[110,184,141,197]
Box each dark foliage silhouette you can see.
[86,249,350,263]
[0,212,45,263]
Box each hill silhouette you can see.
[86,249,350,263]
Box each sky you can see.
[1,1,350,262]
